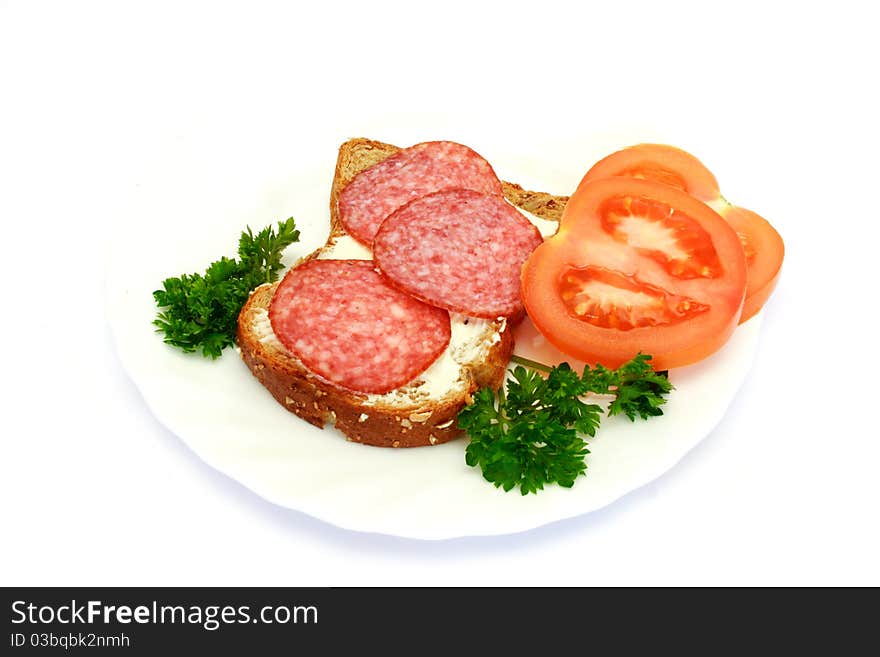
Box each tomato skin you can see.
[521,177,747,370]
[579,143,784,322]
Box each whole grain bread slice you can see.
[237,138,568,447]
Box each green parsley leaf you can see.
[460,353,673,494]
[238,219,302,284]
[153,218,300,358]
[606,354,673,421]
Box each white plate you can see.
[105,134,761,540]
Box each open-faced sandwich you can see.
[237,138,566,447]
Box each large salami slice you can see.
[373,189,544,318]
[269,260,451,394]
[337,141,503,246]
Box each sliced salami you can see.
[269,260,451,394]
[373,189,544,318]
[337,141,503,246]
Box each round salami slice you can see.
[373,189,544,318]
[269,259,451,394]
[337,141,503,246]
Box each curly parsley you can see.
[458,353,673,495]
[153,218,300,358]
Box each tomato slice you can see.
[521,177,747,370]
[716,205,784,322]
[579,144,783,322]
[582,143,722,202]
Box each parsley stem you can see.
[509,354,553,373]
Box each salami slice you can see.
[337,141,503,246]
[269,260,451,394]
[373,189,544,318]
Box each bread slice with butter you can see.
[237,138,568,447]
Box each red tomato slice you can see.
[716,205,784,322]
[582,143,722,202]
[580,144,784,322]
[521,177,747,370]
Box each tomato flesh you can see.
[559,265,709,330]
[521,177,747,370]
[600,195,723,279]
[616,165,690,192]
[580,144,783,321]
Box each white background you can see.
[2,0,878,585]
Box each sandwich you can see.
[237,138,567,447]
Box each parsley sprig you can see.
[153,218,300,358]
[459,353,673,495]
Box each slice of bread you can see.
[237,138,569,447]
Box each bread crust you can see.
[237,138,567,447]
